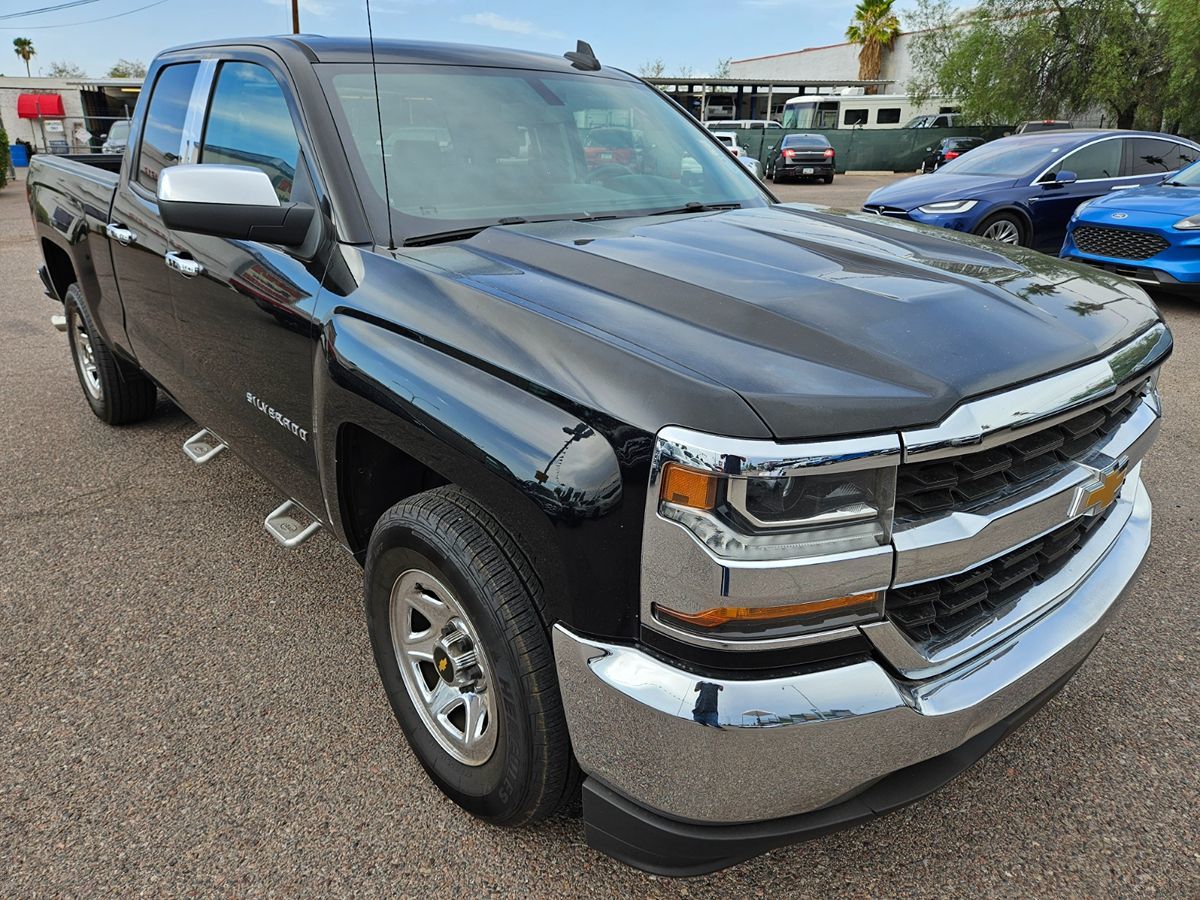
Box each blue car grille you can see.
[1073,225,1169,261]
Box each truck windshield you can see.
[322,65,768,241]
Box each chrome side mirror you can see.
[157,164,315,245]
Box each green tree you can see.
[12,38,35,77]
[907,0,1167,129]
[845,0,902,84]
[107,58,147,79]
[46,60,87,79]
[1157,0,1200,134]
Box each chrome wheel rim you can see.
[981,219,1021,244]
[389,568,497,766]
[71,314,102,400]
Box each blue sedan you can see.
[1061,159,1200,295]
[863,130,1200,252]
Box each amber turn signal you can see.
[656,592,879,630]
[660,463,719,510]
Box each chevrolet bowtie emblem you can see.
[1079,457,1130,514]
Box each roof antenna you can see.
[365,0,395,250]
[564,40,600,71]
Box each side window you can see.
[1169,141,1199,171]
[876,108,901,124]
[201,62,301,202]
[136,62,200,192]
[1130,138,1181,176]
[844,108,868,126]
[1057,139,1122,180]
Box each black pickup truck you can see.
[28,36,1171,876]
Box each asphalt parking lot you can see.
[1,169,1197,897]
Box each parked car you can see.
[28,36,1171,877]
[768,132,835,183]
[705,118,782,130]
[712,130,749,159]
[904,113,962,128]
[863,130,1200,251]
[582,125,638,169]
[1016,120,1073,134]
[920,136,986,173]
[101,120,131,154]
[1061,157,1200,295]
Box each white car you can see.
[711,131,763,178]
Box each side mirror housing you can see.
[1041,169,1078,186]
[157,164,315,246]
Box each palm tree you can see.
[13,37,36,77]
[845,0,901,87]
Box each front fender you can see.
[314,312,650,639]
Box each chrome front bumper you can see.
[553,478,1150,826]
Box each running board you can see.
[182,428,227,464]
[264,500,321,548]
[51,314,67,333]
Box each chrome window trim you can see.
[180,58,218,166]
[902,323,1168,462]
[1030,133,1127,185]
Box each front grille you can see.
[1073,226,1169,261]
[863,204,907,217]
[895,388,1143,518]
[886,505,1115,642]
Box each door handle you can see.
[105,223,137,246]
[164,251,205,278]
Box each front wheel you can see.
[64,283,157,425]
[364,486,579,825]
[974,211,1027,246]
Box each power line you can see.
[0,0,106,22]
[0,0,171,29]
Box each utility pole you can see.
[291,0,300,34]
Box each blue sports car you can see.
[863,130,1200,252]
[1061,159,1200,296]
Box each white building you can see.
[730,30,923,88]
[0,76,142,153]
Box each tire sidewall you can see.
[364,517,536,820]
[64,285,110,420]
[977,211,1028,247]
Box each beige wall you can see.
[730,32,919,90]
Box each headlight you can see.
[1173,214,1200,230]
[654,439,898,564]
[917,199,978,214]
[1071,196,1101,220]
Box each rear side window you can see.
[136,62,199,192]
[876,108,901,125]
[844,109,868,126]
[201,62,301,202]
[1130,138,1198,176]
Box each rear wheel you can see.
[364,486,579,825]
[975,211,1027,246]
[824,172,835,184]
[64,283,157,425]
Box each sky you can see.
[0,0,971,80]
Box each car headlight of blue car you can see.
[916,199,978,215]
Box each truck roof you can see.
[161,35,637,79]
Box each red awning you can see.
[17,93,65,119]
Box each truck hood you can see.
[419,204,1160,439]
[1079,183,1200,215]
[864,174,1018,210]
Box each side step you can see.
[51,314,67,333]
[182,428,227,464]
[264,500,321,548]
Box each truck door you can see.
[107,60,201,397]
[162,58,326,517]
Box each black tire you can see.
[364,485,579,825]
[64,283,157,425]
[771,172,786,184]
[973,211,1028,247]
[824,172,835,184]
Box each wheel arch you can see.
[314,312,645,639]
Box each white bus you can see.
[781,91,958,130]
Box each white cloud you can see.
[458,11,564,39]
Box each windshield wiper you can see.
[402,217,529,247]
[1162,180,1188,187]
[649,201,742,216]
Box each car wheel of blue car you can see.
[975,212,1026,246]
